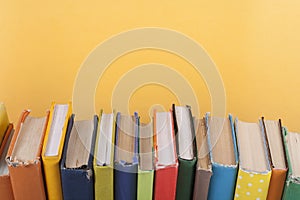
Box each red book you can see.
[153,110,178,200]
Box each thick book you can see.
[42,102,72,200]
[173,105,197,200]
[281,128,300,199]
[0,103,9,146]
[262,118,287,200]
[7,110,49,200]
[153,110,178,200]
[234,118,271,200]
[193,118,212,200]
[114,112,139,200]
[206,113,238,200]
[94,111,116,200]
[137,121,154,200]
[60,114,98,200]
[0,124,14,200]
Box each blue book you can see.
[114,112,139,200]
[60,114,98,200]
[206,113,239,200]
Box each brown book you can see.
[6,110,49,200]
[0,124,14,200]
[193,118,212,200]
[262,118,287,200]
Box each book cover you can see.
[60,114,98,200]
[7,110,49,200]
[153,110,178,200]
[42,102,72,200]
[94,111,116,200]
[281,128,300,200]
[114,112,138,200]
[206,114,238,200]
[137,121,154,200]
[0,124,14,200]
[262,118,288,200]
[173,105,197,200]
[193,118,212,200]
[234,118,271,200]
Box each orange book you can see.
[0,124,14,200]
[6,110,49,200]
[262,118,288,200]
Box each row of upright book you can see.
[0,102,299,200]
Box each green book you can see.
[282,127,300,200]
[137,122,154,200]
[173,105,197,200]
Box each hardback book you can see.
[0,103,9,146]
[7,110,49,200]
[42,102,72,200]
[193,118,212,200]
[172,105,197,200]
[206,113,238,200]
[281,128,300,199]
[262,118,287,200]
[0,124,14,200]
[94,111,116,200]
[234,118,271,200]
[60,114,98,200]
[153,110,178,200]
[137,121,154,200]
[114,112,139,200]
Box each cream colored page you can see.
[11,116,46,162]
[264,120,286,169]
[237,120,268,172]
[65,119,94,168]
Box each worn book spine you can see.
[7,110,48,200]
[60,115,98,200]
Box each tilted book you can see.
[7,110,49,200]
[60,114,98,200]
[42,102,72,200]
[193,117,212,200]
[153,110,178,200]
[0,124,14,200]
[173,105,197,200]
[234,118,271,200]
[281,128,300,200]
[206,113,238,200]
[94,111,116,200]
[262,118,287,200]
[0,103,9,146]
[114,112,139,200]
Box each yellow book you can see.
[41,102,72,200]
[234,119,272,200]
[0,103,9,146]
[93,110,116,200]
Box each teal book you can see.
[282,127,300,200]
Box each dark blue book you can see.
[114,112,139,200]
[60,114,98,200]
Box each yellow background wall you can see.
[1,1,300,131]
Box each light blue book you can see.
[206,113,238,200]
